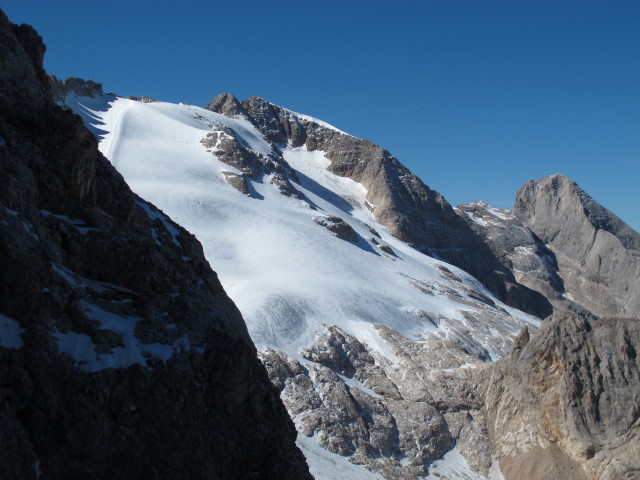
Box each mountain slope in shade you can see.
[457,174,640,319]
[0,10,311,479]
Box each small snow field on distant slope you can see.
[67,92,539,480]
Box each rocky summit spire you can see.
[513,173,640,318]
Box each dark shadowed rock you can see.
[49,75,103,102]
[314,215,359,242]
[0,9,311,480]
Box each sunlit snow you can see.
[65,93,539,478]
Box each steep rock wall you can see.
[0,10,311,480]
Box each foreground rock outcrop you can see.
[0,10,311,479]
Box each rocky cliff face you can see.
[206,94,552,319]
[261,311,640,480]
[514,174,640,318]
[0,10,311,479]
[482,312,640,480]
[458,174,640,319]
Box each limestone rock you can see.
[459,175,640,319]
[205,92,249,118]
[222,171,250,195]
[126,95,159,103]
[514,174,640,318]
[262,324,498,479]
[457,200,575,313]
[482,311,640,480]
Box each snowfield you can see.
[66,93,538,479]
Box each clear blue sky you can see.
[4,0,639,231]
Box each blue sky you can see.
[4,0,639,231]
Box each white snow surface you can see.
[67,94,537,358]
[282,106,350,135]
[66,93,539,478]
[297,433,386,480]
[429,446,504,480]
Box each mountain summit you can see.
[206,94,553,319]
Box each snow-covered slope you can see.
[66,92,537,479]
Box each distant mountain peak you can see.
[515,173,640,251]
[460,173,640,319]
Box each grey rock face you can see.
[206,95,552,319]
[482,312,640,480]
[126,95,159,103]
[457,200,575,313]
[261,326,467,479]
[514,174,640,318]
[201,127,263,177]
[205,92,250,118]
[0,9,311,479]
[222,171,250,195]
[201,98,306,200]
[459,175,640,319]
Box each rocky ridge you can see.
[0,10,311,479]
